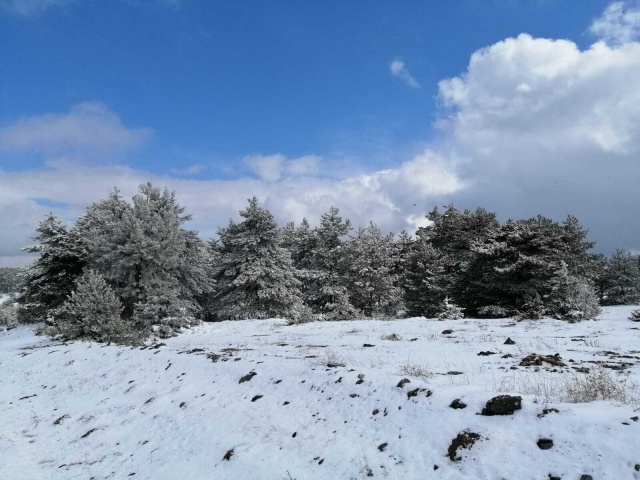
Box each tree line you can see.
[13,183,640,343]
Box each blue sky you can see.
[1,0,639,265]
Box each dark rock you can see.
[292,432,297,438]
[631,416,639,422]
[363,344,375,348]
[477,351,496,356]
[53,414,69,426]
[501,354,513,358]
[447,371,463,375]
[433,465,439,470]
[447,430,481,462]
[372,409,379,415]
[251,395,263,402]
[283,401,290,405]
[407,388,420,399]
[635,464,640,471]
[335,377,342,384]
[179,402,186,408]
[450,399,467,409]
[223,449,234,461]
[537,408,559,418]
[239,372,257,383]
[80,428,97,439]
[548,476,561,480]
[442,329,453,335]
[579,475,593,480]
[504,337,516,345]
[397,378,411,388]
[481,395,522,416]
[327,362,346,368]
[356,379,364,385]
[520,353,566,368]
[537,438,554,450]
[378,443,388,452]
[349,393,359,398]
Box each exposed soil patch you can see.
[447,430,481,462]
[520,353,566,367]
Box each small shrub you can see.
[477,305,511,318]
[629,309,640,322]
[0,302,18,329]
[437,297,464,320]
[563,368,639,406]
[54,270,145,345]
[398,361,434,380]
[285,303,315,325]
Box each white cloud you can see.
[590,1,640,45]
[0,148,464,266]
[244,153,322,182]
[0,0,72,16]
[0,102,151,155]
[436,30,640,253]
[390,59,420,89]
[169,164,206,176]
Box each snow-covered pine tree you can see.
[308,206,358,319]
[282,218,320,310]
[548,261,600,322]
[404,236,449,318]
[345,223,401,317]
[463,215,597,319]
[79,184,204,335]
[597,249,640,305]
[54,270,141,343]
[212,197,303,320]
[18,214,87,323]
[392,230,414,293]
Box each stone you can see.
[537,438,554,450]
[481,395,522,416]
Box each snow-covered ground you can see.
[2,307,640,480]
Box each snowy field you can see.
[2,307,640,480]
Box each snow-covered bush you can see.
[0,302,18,329]
[437,297,464,320]
[629,309,640,322]
[53,270,144,344]
[133,303,199,339]
[285,303,315,325]
[550,268,600,322]
[477,305,511,318]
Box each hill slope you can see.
[2,307,640,479]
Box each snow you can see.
[2,307,640,479]
[0,294,12,305]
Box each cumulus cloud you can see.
[0,102,151,156]
[169,164,206,176]
[590,1,640,45]
[436,26,640,253]
[0,148,464,266]
[0,0,72,16]
[390,59,420,89]
[244,153,322,182]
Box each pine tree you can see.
[212,197,303,320]
[54,270,138,343]
[18,214,87,322]
[308,206,358,318]
[77,184,206,335]
[597,249,640,305]
[548,261,600,321]
[345,223,401,317]
[404,237,448,317]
